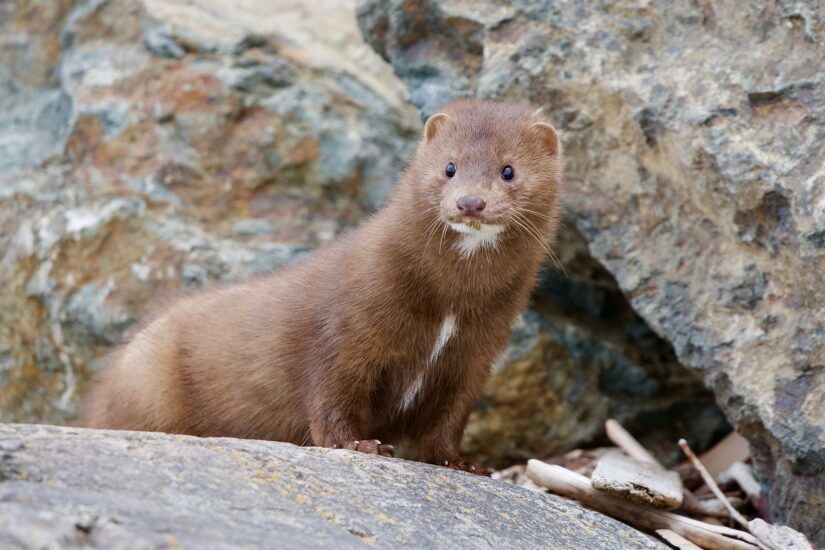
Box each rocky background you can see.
[0,0,821,545]
[357,0,825,544]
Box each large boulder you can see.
[357,0,825,543]
[0,0,419,422]
[0,423,664,549]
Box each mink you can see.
[80,100,563,474]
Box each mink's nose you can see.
[456,196,486,217]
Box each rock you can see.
[0,0,419,423]
[748,519,814,550]
[358,0,825,543]
[0,423,665,549]
[591,451,683,510]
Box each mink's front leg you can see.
[417,376,493,477]
[309,356,394,457]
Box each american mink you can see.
[80,100,563,474]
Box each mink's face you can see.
[416,103,562,257]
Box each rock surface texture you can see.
[0,0,726,471]
[0,423,665,549]
[357,0,825,543]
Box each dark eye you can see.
[501,165,515,181]
[446,162,456,178]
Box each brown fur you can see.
[80,100,563,465]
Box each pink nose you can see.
[456,196,486,217]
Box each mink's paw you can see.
[441,459,494,477]
[332,439,394,457]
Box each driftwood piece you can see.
[526,460,760,550]
[721,462,772,521]
[657,529,704,549]
[605,419,660,465]
[591,450,683,510]
[542,447,612,477]
[605,419,724,519]
[698,432,751,480]
[722,462,760,497]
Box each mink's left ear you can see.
[423,112,453,142]
[529,122,561,157]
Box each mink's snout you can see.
[456,195,486,217]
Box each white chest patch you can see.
[429,314,457,363]
[449,222,504,259]
[399,314,457,412]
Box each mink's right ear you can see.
[423,112,452,142]
[528,122,561,157]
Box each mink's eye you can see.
[501,165,515,181]
[446,162,457,178]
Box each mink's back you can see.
[79,220,368,440]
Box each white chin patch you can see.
[448,222,504,258]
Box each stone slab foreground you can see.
[0,423,662,549]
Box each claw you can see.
[333,439,395,458]
[442,459,493,477]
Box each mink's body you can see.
[81,100,563,470]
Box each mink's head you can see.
[409,100,563,258]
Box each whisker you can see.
[509,217,540,259]
[516,206,557,221]
[512,211,567,276]
[438,222,449,255]
[517,212,564,274]
[423,217,442,251]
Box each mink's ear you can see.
[423,112,452,142]
[529,121,561,157]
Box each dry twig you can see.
[527,460,759,550]
[679,438,751,530]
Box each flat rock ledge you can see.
[0,424,663,549]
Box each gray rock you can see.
[0,423,664,549]
[358,0,825,543]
